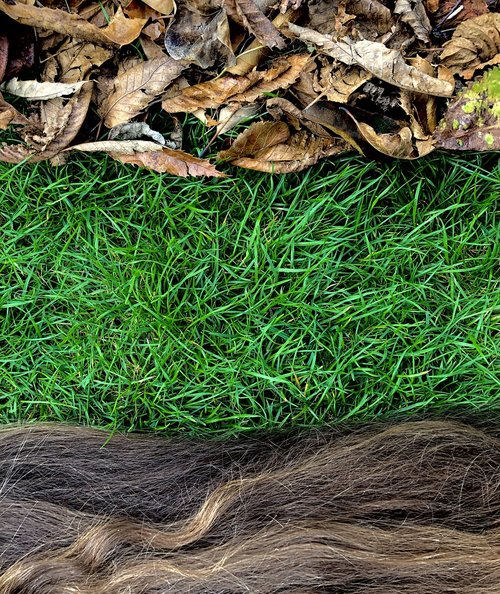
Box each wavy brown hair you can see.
[1,419,500,593]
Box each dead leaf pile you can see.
[0,0,498,176]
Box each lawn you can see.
[0,151,498,435]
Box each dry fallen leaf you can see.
[224,0,285,49]
[68,139,226,176]
[100,56,186,128]
[164,0,235,68]
[0,0,497,175]
[0,78,86,100]
[440,13,500,79]
[162,53,311,113]
[0,81,93,162]
[0,2,146,46]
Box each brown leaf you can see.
[218,121,290,160]
[164,1,234,69]
[221,123,349,172]
[288,24,455,97]
[440,14,500,79]
[45,39,113,84]
[99,56,185,128]
[162,53,311,113]
[224,0,285,49]
[0,2,146,46]
[68,139,226,176]
[314,58,371,104]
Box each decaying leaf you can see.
[215,103,260,135]
[440,13,500,79]
[0,78,86,100]
[100,56,186,128]
[0,92,30,129]
[44,39,114,84]
[434,66,500,151]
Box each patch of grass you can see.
[0,152,498,434]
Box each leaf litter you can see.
[0,0,498,176]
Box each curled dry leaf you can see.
[0,78,86,100]
[215,103,260,135]
[99,56,186,128]
[68,139,226,176]
[440,13,500,79]
[220,121,349,172]
[288,24,455,97]
[224,0,285,49]
[162,53,311,113]
[0,81,93,162]
[0,1,146,46]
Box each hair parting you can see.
[1,419,500,593]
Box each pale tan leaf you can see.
[440,14,500,79]
[227,9,295,76]
[314,59,371,104]
[224,0,285,49]
[356,122,420,158]
[0,78,86,100]
[99,56,185,128]
[162,54,311,113]
[0,2,146,46]
[288,24,455,97]
[67,139,165,153]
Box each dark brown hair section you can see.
[1,419,499,593]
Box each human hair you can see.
[1,419,499,593]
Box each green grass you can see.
[0,152,499,435]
